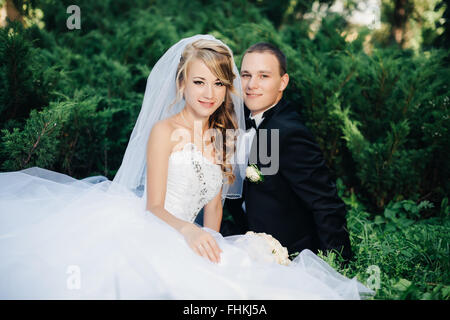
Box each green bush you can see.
[323,179,450,299]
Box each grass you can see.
[318,180,450,300]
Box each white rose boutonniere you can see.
[246,164,264,183]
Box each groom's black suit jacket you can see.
[223,98,353,262]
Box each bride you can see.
[0,35,374,299]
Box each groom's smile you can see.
[245,92,263,98]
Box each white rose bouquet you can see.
[234,231,291,266]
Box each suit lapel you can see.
[258,98,287,130]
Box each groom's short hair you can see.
[243,42,287,76]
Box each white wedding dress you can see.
[0,143,374,299]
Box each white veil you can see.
[112,34,245,201]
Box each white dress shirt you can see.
[241,103,278,213]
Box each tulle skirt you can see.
[0,168,374,299]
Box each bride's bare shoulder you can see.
[147,120,174,151]
[150,118,177,137]
[148,117,184,152]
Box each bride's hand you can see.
[180,223,222,263]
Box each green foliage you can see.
[374,199,435,232]
[328,179,450,299]
[1,100,74,170]
[0,21,36,122]
[0,90,132,178]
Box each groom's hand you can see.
[180,223,222,264]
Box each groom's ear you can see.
[279,73,289,92]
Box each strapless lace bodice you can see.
[164,143,223,222]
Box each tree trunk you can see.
[392,0,409,48]
[4,0,24,25]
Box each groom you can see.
[223,43,353,262]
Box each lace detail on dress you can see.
[164,143,223,222]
